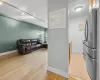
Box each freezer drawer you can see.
[85,45,97,59]
[86,53,96,80]
[83,40,97,59]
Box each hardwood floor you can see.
[0,49,91,80]
[46,53,91,80]
[0,49,47,80]
[46,71,84,80]
[46,71,68,80]
[69,53,91,80]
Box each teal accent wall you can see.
[0,14,45,53]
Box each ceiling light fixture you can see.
[0,1,3,5]
[75,6,83,12]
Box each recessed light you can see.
[75,6,83,12]
[0,1,3,5]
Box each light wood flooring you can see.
[0,49,47,80]
[46,71,84,80]
[46,71,68,80]
[46,53,91,80]
[69,53,91,80]
[0,49,91,80]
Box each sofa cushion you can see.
[20,39,31,44]
[31,43,36,45]
[25,46,31,51]
[31,39,37,42]
[36,44,41,47]
[25,43,31,46]
[31,45,36,49]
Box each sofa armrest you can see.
[17,40,26,54]
[18,44,26,54]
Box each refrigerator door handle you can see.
[84,20,86,40]
[85,20,88,41]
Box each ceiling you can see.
[0,0,89,28]
[68,0,89,19]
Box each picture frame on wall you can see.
[79,24,84,31]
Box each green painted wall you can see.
[0,14,45,53]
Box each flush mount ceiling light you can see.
[75,6,83,12]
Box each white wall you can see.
[69,16,87,54]
[48,0,69,78]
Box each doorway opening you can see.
[68,2,98,80]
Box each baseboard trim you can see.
[47,66,69,78]
[0,50,17,56]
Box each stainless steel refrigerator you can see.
[83,8,98,80]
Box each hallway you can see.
[69,53,91,80]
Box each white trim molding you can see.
[0,50,17,56]
[47,66,69,78]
